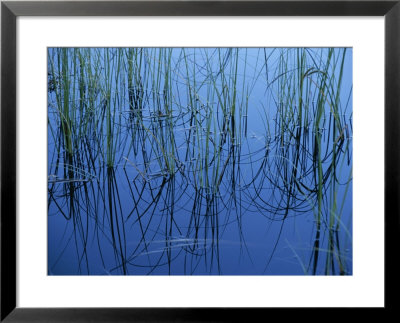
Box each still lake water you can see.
[48,48,352,275]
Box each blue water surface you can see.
[48,48,352,275]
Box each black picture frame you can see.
[1,0,398,321]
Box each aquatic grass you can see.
[258,48,352,274]
[48,47,352,275]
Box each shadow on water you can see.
[48,47,353,275]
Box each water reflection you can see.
[48,48,352,275]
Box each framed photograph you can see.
[1,0,398,321]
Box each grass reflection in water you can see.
[48,48,352,275]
